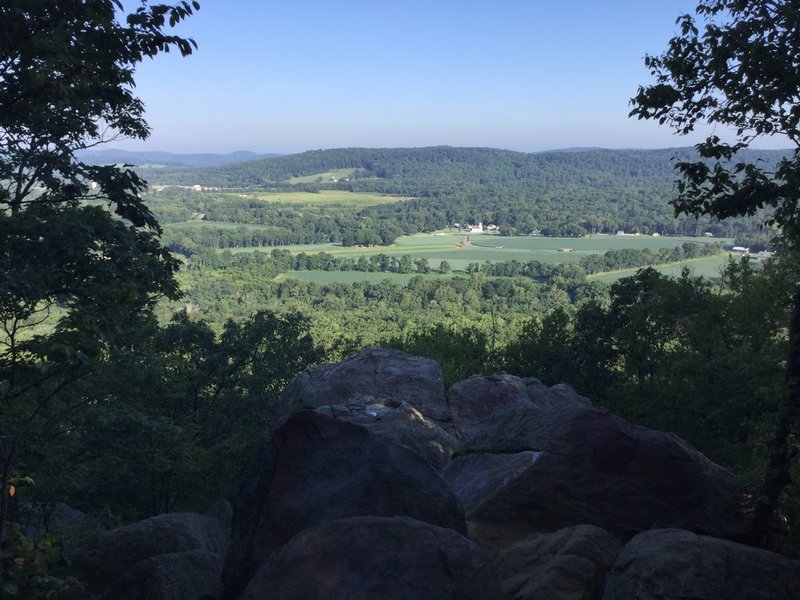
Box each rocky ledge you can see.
[76,348,800,599]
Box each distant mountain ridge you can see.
[76,149,282,168]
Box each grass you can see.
[588,254,732,283]
[231,232,728,262]
[209,190,409,208]
[165,220,286,231]
[274,255,732,286]
[275,271,448,285]
[225,232,734,284]
[287,169,360,184]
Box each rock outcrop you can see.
[314,400,459,470]
[448,374,533,435]
[71,348,800,599]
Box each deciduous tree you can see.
[0,0,198,563]
[630,0,800,545]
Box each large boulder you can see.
[279,347,450,421]
[447,375,533,436]
[495,524,621,600]
[225,444,274,597]
[444,401,750,555]
[446,375,592,439]
[19,502,90,542]
[239,516,498,600]
[602,528,800,600]
[76,511,229,589]
[226,410,467,596]
[100,549,225,600]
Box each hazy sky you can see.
[118,1,786,154]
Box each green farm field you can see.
[274,271,449,285]
[206,190,409,207]
[276,256,732,286]
[166,220,285,231]
[232,232,733,283]
[287,168,360,184]
[232,232,727,259]
[587,254,733,283]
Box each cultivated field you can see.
[273,271,448,285]
[588,254,734,283]
[244,232,733,284]
[209,190,409,207]
[287,169,360,184]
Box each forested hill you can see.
[136,146,787,192]
[144,146,787,239]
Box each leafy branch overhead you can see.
[630,0,800,233]
[0,0,198,225]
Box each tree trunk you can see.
[750,285,800,548]
[0,446,13,576]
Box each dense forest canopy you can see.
[136,145,788,191]
[137,147,782,253]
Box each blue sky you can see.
[118,1,785,154]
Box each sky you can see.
[116,1,786,155]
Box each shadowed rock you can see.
[226,410,467,596]
[496,524,621,600]
[445,401,750,556]
[522,379,592,409]
[448,375,533,436]
[239,516,498,600]
[76,512,229,589]
[101,549,225,600]
[603,528,800,600]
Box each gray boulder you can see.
[226,410,467,596]
[239,516,498,600]
[279,347,450,421]
[603,528,800,600]
[76,511,229,588]
[446,374,592,439]
[101,549,224,600]
[19,502,90,542]
[447,375,533,436]
[496,524,621,600]
[445,401,750,555]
